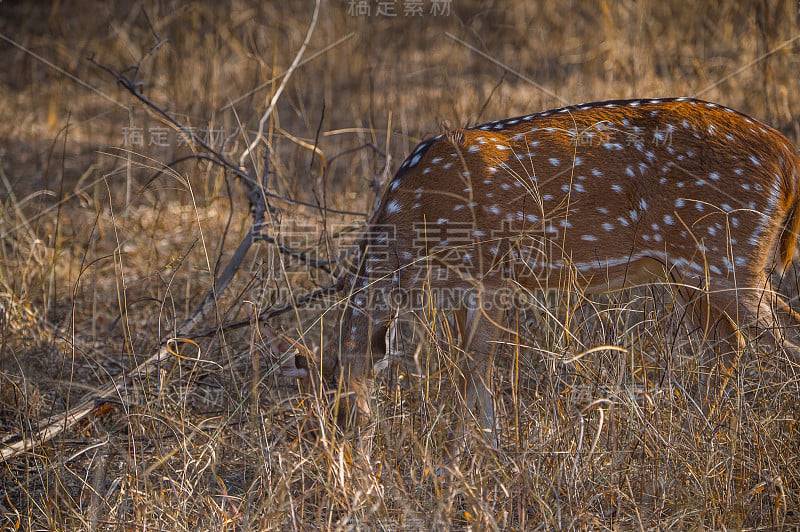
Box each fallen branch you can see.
[0,5,334,463]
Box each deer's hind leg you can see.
[675,282,745,407]
[677,273,800,408]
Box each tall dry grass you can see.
[1,0,800,529]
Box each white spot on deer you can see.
[468,145,480,153]
[453,204,464,211]
[401,251,412,261]
[708,226,717,236]
[721,256,733,272]
[559,220,572,228]
[639,198,648,210]
[677,182,685,188]
[734,168,743,175]
[412,203,420,209]
[721,203,732,212]
[488,205,501,215]
[574,183,585,193]
[437,218,447,225]
[390,179,401,191]
[472,230,486,237]
[629,210,639,222]
[682,119,691,129]
[525,214,538,223]
[549,158,560,166]
[496,144,509,150]
[749,155,761,166]
[709,265,722,275]
[696,203,705,212]
[501,183,510,190]
[602,222,614,231]
[642,235,651,241]
[709,172,719,181]
[444,162,453,169]
[618,217,630,227]
[409,154,422,167]
[603,143,624,150]
[592,168,602,177]
[432,157,442,164]
[664,215,674,225]
[653,234,663,242]
[651,223,660,231]
[386,200,402,214]
[731,217,739,228]
[467,201,478,208]
[626,166,635,178]
[581,234,598,242]
[597,206,609,214]
[574,157,583,166]
[708,124,716,135]
[696,179,707,186]
[611,184,623,193]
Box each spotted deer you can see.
[284,97,800,435]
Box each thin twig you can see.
[239,0,321,169]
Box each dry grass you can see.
[1,0,800,529]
